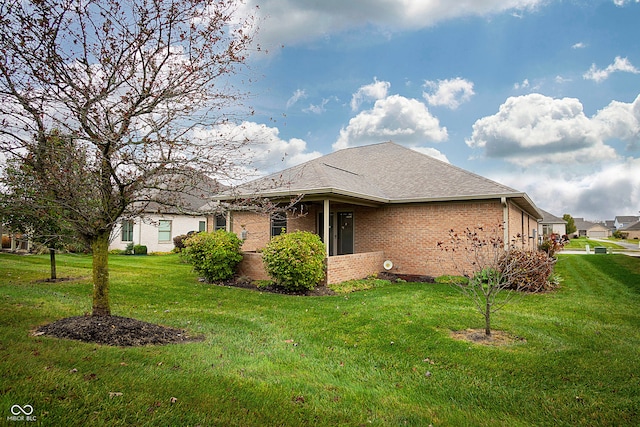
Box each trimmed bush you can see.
[262,231,326,292]
[181,230,243,282]
[133,245,147,255]
[173,234,189,252]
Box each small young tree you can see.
[438,224,556,336]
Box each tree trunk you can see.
[91,232,111,316]
[49,248,57,280]
[484,301,492,336]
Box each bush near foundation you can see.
[181,230,243,282]
[262,231,326,292]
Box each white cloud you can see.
[466,93,620,166]
[303,96,338,115]
[242,0,545,47]
[412,146,450,163]
[351,78,391,111]
[334,94,447,150]
[513,79,530,90]
[192,121,322,179]
[594,94,640,149]
[286,89,307,109]
[613,0,640,6]
[422,77,475,109]
[491,157,640,221]
[572,42,586,49]
[583,56,640,82]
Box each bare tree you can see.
[438,224,556,336]
[0,0,258,316]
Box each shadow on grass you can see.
[582,255,640,294]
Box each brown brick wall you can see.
[229,198,540,281]
[325,251,385,284]
[352,201,506,277]
[507,202,539,249]
[231,211,270,252]
[237,252,270,281]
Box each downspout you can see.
[501,197,509,249]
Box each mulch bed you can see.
[34,315,205,347]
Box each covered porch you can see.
[235,196,389,285]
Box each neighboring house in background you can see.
[572,218,612,238]
[109,172,226,253]
[538,210,567,238]
[604,220,616,234]
[214,142,542,284]
[620,221,640,240]
[614,216,640,230]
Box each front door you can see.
[318,211,354,256]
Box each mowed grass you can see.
[1,253,639,426]
[563,237,624,250]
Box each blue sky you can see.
[228,0,640,221]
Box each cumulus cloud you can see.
[412,146,450,163]
[242,0,546,46]
[593,94,640,149]
[583,56,640,82]
[423,77,475,109]
[613,0,640,6]
[572,42,586,49]
[491,157,640,220]
[192,121,322,180]
[286,89,307,109]
[334,94,448,150]
[351,78,391,111]
[466,93,621,166]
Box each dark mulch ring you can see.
[34,315,205,347]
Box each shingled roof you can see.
[219,142,541,218]
[539,209,567,224]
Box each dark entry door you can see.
[319,212,353,256]
[337,212,353,255]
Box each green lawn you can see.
[1,253,639,426]
[563,237,624,250]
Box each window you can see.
[270,213,286,237]
[158,220,172,242]
[199,221,206,232]
[121,220,134,242]
[214,214,226,231]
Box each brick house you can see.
[214,142,542,284]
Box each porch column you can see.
[323,199,330,256]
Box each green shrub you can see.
[262,231,326,292]
[173,234,189,252]
[612,230,625,239]
[133,244,147,255]
[181,230,243,282]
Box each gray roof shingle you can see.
[220,142,541,217]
